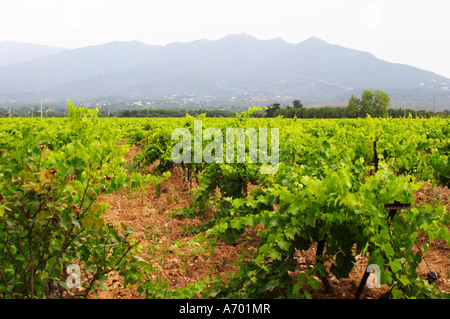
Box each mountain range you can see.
[0,34,449,110]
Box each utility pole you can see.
[9,105,11,118]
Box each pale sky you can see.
[1,0,449,78]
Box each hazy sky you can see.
[1,0,449,78]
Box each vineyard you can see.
[0,104,449,299]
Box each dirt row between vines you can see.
[93,144,450,299]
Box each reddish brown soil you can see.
[92,145,450,299]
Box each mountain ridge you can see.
[0,34,448,109]
[0,41,67,67]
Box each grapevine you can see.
[0,105,448,299]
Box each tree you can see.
[265,103,281,118]
[292,100,303,108]
[346,89,390,118]
[347,95,360,118]
[372,90,390,117]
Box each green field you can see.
[0,107,449,299]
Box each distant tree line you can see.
[261,90,449,118]
[260,106,447,119]
[1,105,447,119]
[112,108,236,118]
[0,107,236,118]
[0,107,66,118]
[1,90,448,118]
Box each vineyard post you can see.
[354,268,371,299]
[315,234,332,293]
[384,201,410,224]
[373,140,378,173]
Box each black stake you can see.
[354,267,371,299]
[384,201,411,222]
[373,140,378,173]
[315,234,332,293]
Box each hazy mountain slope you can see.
[0,41,161,95]
[0,34,448,106]
[0,41,67,67]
